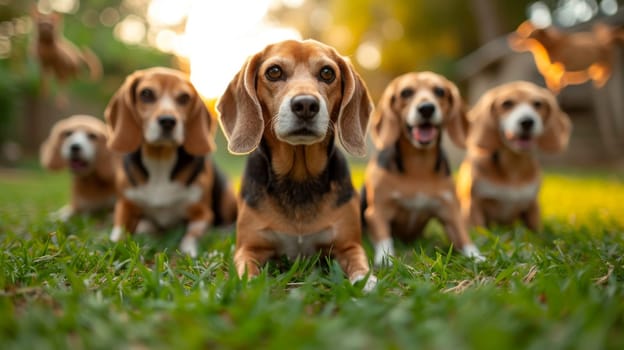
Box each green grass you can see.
[1,165,623,349]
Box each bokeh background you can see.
[1,0,623,169]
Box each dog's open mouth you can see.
[507,132,535,150]
[408,123,439,146]
[69,157,90,172]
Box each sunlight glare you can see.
[528,2,552,28]
[180,0,301,98]
[147,0,190,27]
[114,15,146,45]
[49,0,79,14]
[155,29,177,53]
[600,0,618,15]
[281,0,306,8]
[356,41,381,70]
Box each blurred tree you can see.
[271,0,535,98]
[0,0,173,157]
[471,0,503,43]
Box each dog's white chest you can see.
[474,179,540,209]
[394,191,441,212]
[261,229,336,260]
[124,157,202,228]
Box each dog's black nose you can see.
[291,95,320,120]
[417,103,436,119]
[70,144,81,153]
[520,118,535,131]
[158,116,177,131]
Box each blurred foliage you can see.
[273,0,535,97]
[0,0,173,150]
[1,0,601,153]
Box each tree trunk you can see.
[470,0,503,44]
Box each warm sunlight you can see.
[147,0,302,99]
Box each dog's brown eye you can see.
[87,133,97,140]
[265,65,283,81]
[502,99,515,110]
[139,88,156,103]
[177,93,191,105]
[532,100,543,109]
[62,131,73,138]
[433,86,446,98]
[319,66,335,83]
[400,88,414,99]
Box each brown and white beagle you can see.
[105,67,237,257]
[217,39,376,290]
[454,81,572,230]
[40,114,117,221]
[363,71,484,266]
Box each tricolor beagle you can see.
[105,67,237,257]
[363,72,484,266]
[217,39,376,290]
[454,81,572,230]
[40,114,117,221]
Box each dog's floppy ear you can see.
[217,52,264,155]
[104,71,144,153]
[466,90,503,150]
[93,128,116,182]
[444,80,470,148]
[335,56,373,157]
[184,91,216,155]
[369,79,400,150]
[538,90,572,153]
[40,121,66,171]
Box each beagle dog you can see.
[363,72,484,266]
[32,8,101,83]
[217,39,376,290]
[40,114,117,221]
[105,67,237,257]
[455,81,572,230]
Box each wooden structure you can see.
[453,12,624,167]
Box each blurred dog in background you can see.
[363,71,484,265]
[32,7,101,105]
[105,67,237,257]
[454,81,572,231]
[40,115,117,221]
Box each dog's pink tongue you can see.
[412,126,437,143]
[70,159,88,171]
[516,138,533,149]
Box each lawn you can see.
[0,163,623,350]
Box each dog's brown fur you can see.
[363,72,483,265]
[105,67,236,257]
[217,40,375,289]
[40,115,117,220]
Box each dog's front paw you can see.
[135,220,156,235]
[374,238,395,267]
[462,244,486,262]
[350,273,378,293]
[179,236,198,258]
[109,226,124,242]
[50,205,73,222]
